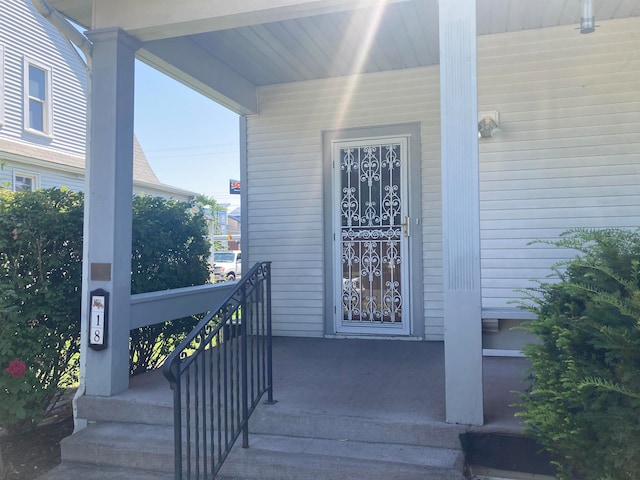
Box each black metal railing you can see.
[163,261,273,480]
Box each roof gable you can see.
[133,136,160,184]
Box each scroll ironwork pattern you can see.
[339,143,403,324]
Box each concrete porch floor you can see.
[124,336,528,433]
[265,337,527,431]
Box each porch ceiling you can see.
[49,0,640,113]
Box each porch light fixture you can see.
[580,0,595,34]
[478,111,500,139]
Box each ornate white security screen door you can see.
[333,137,410,335]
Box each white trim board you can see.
[482,349,525,358]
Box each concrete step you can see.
[59,422,175,473]
[36,462,174,480]
[218,433,465,480]
[54,420,464,480]
[76,393,466,451]
[77,393,174,425]
[249,404,467,450]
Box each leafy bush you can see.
[0,188,83,432]
[0,308,50,433]
[0,189,212,429]
[129,195,211,375]
[518,228,640,479]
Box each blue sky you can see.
[133,61,241,208]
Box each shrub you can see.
[0,307,50,432]
[129,195,211,375]
[0,188,83,432]
[0,190,212,428]
[518,228,640,479]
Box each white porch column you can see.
[438,0,483,425]
[82,28,139,396]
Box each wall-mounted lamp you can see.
[580,0,595,34]
[478,111,500,139]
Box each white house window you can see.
[24,60,52,135]
[13,171,40,192]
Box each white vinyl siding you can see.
[477,17,640,311]
[0,159,193,200]
[0,161,84,192]
[248,68,442,338]
[247,16,640,339]
[38,171,84,191]
[0,45,4,126]
[0,0,86,156]
[0,2,184,204]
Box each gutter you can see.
[133,179,199,199]
[31,0,92,63]
[31,0,93,434]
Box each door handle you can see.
[403,216,409,237]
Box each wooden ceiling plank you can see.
[377,4,419,69]
[194,29,284,86]
[265,21,329,78]
[556,0,581,25]
[539,0,568,27]
[489,0,511,34]
[307,12,360,76]
[597,0,625,19]
[344,8,392,72]
[250,23,318,81]
[522,0,547,29]
[614,0,638,17]
[398,4,428,65]
[234,27,304,83]
[293,15,343,77]
[406,0,439,66]
[507,0,528,31]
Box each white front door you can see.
[333,137,410,335]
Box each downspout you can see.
[31,0,93,433]
[31,0,93,61]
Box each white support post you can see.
[81,28,139,396]
[438,0,484,425]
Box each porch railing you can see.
[162,261,273,480]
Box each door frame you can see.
[322,123,424,338]
[332,137,410,335]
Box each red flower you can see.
[4,359,27,379]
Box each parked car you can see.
[213,251,241,281]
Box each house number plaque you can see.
[89,289,109,351]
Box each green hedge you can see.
[129,195,211,375]
[518,228,640,479]
[0,188,83,431]
[0,189,211,430]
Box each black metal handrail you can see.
[163,261,273,480]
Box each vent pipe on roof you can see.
[580,0,595,33]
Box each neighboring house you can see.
[0,0,196,201]
[45,0,640,426]
[206,204,240,251]
[226,206,240,251]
